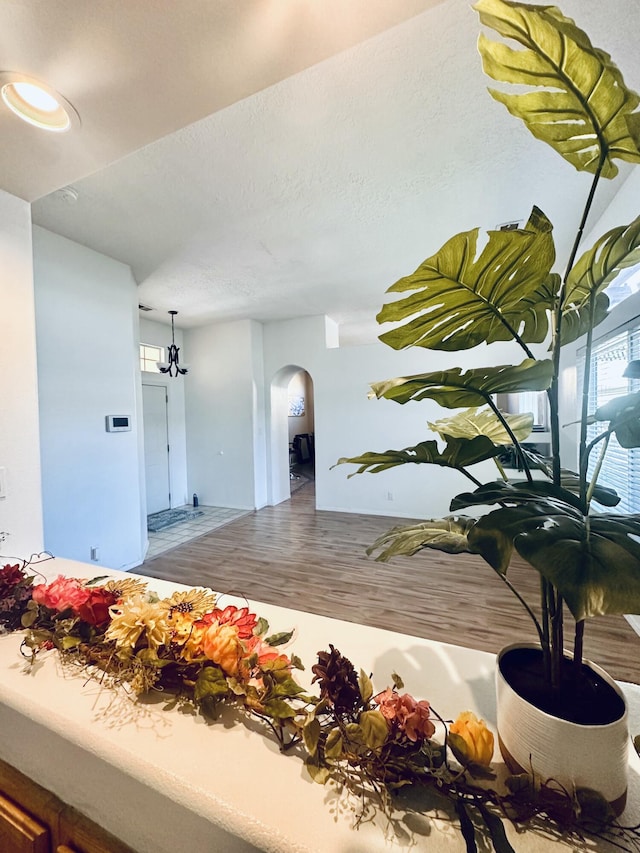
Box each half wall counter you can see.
[0,557,639,852]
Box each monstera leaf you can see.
[557,474,620,509]
[449,481,640,620]
[468,504,640,620]
[559,293,610,348]
[561,216,640,345]
[452,480,586,513]
[516,513,640,620]
[377,207,555,351]
[334,435,502,477]
[428,407,533,446]
[367,516,477,562]
[594,391,640,449]
[475,0,640,178]
[371,358,553,409]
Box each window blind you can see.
[578,325,640,513]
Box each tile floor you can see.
[145,505,250,560]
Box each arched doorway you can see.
[268,365,315,506]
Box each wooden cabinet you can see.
[0,789,49,853]
[0,758,134,853]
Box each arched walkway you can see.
[268,364,315,506]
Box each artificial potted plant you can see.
[338,0,640,813]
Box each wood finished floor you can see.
[139,482,640,684]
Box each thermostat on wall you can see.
[105,415,131,432]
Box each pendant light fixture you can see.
[157,311,188,377]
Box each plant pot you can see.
[496,643,629,816]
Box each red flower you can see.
[202,605,258,639]
[0,563,26,598]
[76,588,118,626]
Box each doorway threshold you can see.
[145,505,249,560]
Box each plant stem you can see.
[585,432,610,506]
[551,589,564,690]
[486,396,532,481]
[493,457,509,482]
[574,620,585,679]
[498,573,545,646]
[550,157,605,488]
[540,577,551,681]
[545,157,605,691]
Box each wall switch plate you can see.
[0,467,6,499]
[90,546,100,561]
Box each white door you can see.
[143,384,170,514]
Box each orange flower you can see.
[201,621,243,676]
[449,711,494,766]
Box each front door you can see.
[143,384,170,514]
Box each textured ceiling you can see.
[8,1,640,343]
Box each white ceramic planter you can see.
[496,643,629,815]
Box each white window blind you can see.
[579,324,640,513]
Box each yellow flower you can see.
[449,711,494,766]
[105,594,170,651]
[202,622,243,676]
[164,588,217,621]
[103,578,148,600]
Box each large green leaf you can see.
[558,474,620,509]
[517,457,621,507]
[335,435,502,477]
[451,480,585,513]
[367,516,477,562]
[371,358,553,409]
[594,391,640,449]
[468,503,640,619]
[561,216,640,345]
[518,514,640,620]
[475,0,640,177]
[428,407,533,446]
[378,207,555,352]
[559,293,609,348]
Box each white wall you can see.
[0,191,44,558]
[185,319,262,509]
[139,317,189,508]
[33,227,144,570]
[250,321,268,510]
[262,315,529,520]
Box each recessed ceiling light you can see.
[0,72,79,132]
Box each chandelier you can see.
[157,310,188,377]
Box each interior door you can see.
[142,384,170,514]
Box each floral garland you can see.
[1,560,640,853]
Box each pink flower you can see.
[244,635,290,668]
[32,576,91,613]
[374,688,436,742]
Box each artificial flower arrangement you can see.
[3,560,640,852]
